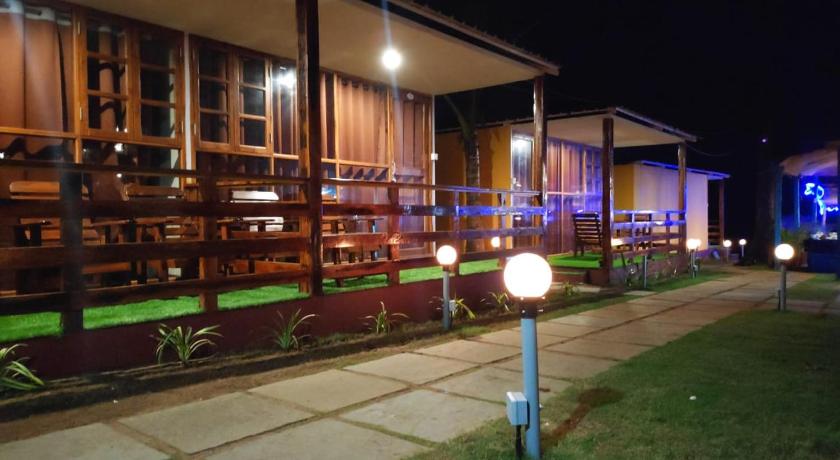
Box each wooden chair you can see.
[10,181,130,293]
[572,212,603,256]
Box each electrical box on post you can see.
[506,391,528,426]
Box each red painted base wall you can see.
[16,270,505,378]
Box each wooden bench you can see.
[572,212,602,256]
[10,181,131,293]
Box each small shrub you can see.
[364,302,409,334]
[482,290,512,313]
[0,344,44,392]
[154,324,221,366]
[558,282,580,297]
[271,309,317,352]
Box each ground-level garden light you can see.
[774,243,794,311]
[686,238,701,278]
[723,239,732,261]
[436,244,457,330]
[739,238,747,260]
[503,252,552,460]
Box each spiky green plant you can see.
[482,290,512,313]
[364,302,409,334]
[430,293,475,320]
[0,344,44,391]
[272,309,317,352]
[559,281,580,296]
[154,324,221,366]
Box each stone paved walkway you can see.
[0,269,814,460]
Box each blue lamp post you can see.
[774,243,794,311]
[436,245,457,330]
[504,253,553,459]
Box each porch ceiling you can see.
[781,148,838,177]
[68,0,552,95]
[512,108,695,148]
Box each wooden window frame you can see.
[190,37,273,157]
[79,10,184,150]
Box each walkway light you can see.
[503,253,552,460]
[723,239,732,262]
[739,238,747,260]
[686,239,700,278]
[774,243,794,312]
[723,239,732,248]
[490,236,501,249]
[436,245,457,330]
[381,48,403,71]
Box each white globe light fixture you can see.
[686,239,701,278]
[436,244,457,331]
[738,238,747,260]
[723,239,732,248]
[490,236,501,249]
[774,243,795,312]
[503,252,553,459]
[686,238,701,251]
[381,48,403,71]
[722,239,733,263]
[436,244,457,267]
[739,238,747,246]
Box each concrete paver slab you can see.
[207,419,427,460]
[533,322,603,338]
[345,353,476,384]
[626,297,685,307]
[548,314,627,328]
[250,369,406,412]
[624,290,654,296]
[579,306,652,320]
[341,389,501,443]
[495,351,617,379]
[431,367,571,402]
[415,339,520,364]
[545,338,653,361]
[471,329,566,348]
[120,393,311,454]
[0,423,167,460]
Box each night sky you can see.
[422,0,840,239]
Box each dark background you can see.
[423,0,840,241]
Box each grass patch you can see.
[412,310,840,460]
[787,273,838,303]
[549,252,667,270]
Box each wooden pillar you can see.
[793,175,801,228]
[60,171,84,334]
[600,117,614,272]
[533,76,547,253]
[297,0,323,295]
[386,187,401,285]
[677,143,687,254]
[718,180,726,242]
[198,176,218,311]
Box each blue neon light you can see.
[804,182,839,216]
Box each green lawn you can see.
[549,252,667,269]
[413,309,840,460]
[0,260,501,343]
[787,273,839,303]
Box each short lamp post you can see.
[686,238,701,278]
[723,239,732,261]
[504,253,553,459]
[436,245,457,330]
[738,238,747,260]
[774,243,794,311]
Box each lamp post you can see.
[436,245,457,330]
[686,238,701,278]
[738,238,747,260]
[723,239,732,262]
[504,253,552,460]
[774,243,794,311]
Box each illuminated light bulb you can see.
[723,239,732,248]
[774,243,794,261]
[686,238,701,251]
[490,236,501,248]
[116,173,123,179]
[381,48,403,71]
[739,239,747,246]
[503,253,552,299]
[276,70,296,89]
[114,143,124,153]
[610,238,623,247]
[436,244,457,266]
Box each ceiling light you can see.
[276,70,296,89]
[381,48,403,71]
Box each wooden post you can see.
[677,143,687,254]
[793,175,800,228]
[60,171,84,334]
[387,186,401,285]
[297,0,324,295]
[198,176,218,311]
[600,117,614,273]
[533,76,547,253]
[718,180,726,242]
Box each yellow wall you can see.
[614,164,636,210]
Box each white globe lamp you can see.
[436,244,457,331]
[503,253,552,299]
[774,243,795,312]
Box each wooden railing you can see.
[0,160,544,331]
[609,209,686,259]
